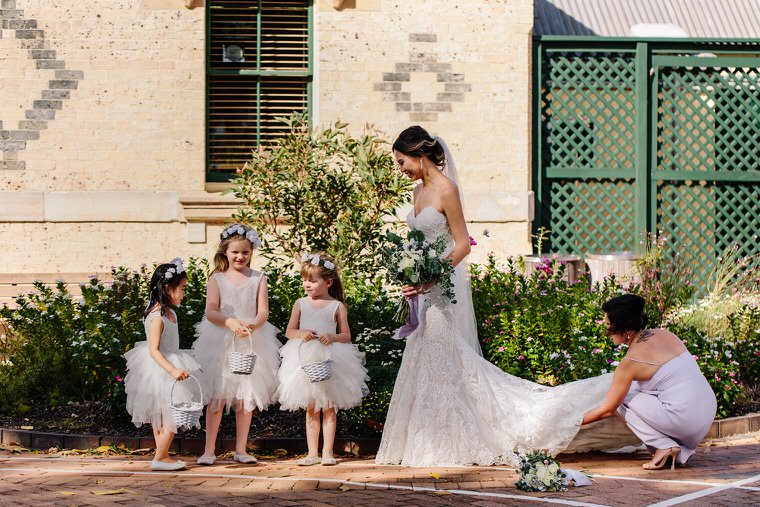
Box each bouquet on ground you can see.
[515,450,568,492]
[515,450,592,492]
[382,229,456,338]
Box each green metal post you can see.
[634,42,650,248]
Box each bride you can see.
[376,126,636,467]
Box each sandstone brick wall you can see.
[315,0,534,262]
[0,0,534,273]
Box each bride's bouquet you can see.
[516,450,594,492]
[382,229,456,338]
[515,451,569,492]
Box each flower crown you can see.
[300,253,336,271]
[221,223,262,249]
[163,257,185,280]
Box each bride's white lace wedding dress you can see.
[375,206,637,467]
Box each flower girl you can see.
[277,254,368,466]
[124,259,200,471]
[192,224,281,465]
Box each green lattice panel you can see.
[544,179,637,254]
[541,51,636,172]
[657,182,760,292]
[658,66,760,173]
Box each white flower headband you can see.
[300,253,336,271]
[221,223,262,249]
[164,257,185,280]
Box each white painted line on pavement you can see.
[647,472,760,507]
[0,466,611,507]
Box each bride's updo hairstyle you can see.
[393,126,446,168]
[602,294,648,334]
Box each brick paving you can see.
[0,433,758,506]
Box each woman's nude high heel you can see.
[642,447,680,470]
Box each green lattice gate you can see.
[534,38,760,291]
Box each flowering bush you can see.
[0,267,149,413]
[471,256,624,385]
[627,232,696,327]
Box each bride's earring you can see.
[419,158,423,171]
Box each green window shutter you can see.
[206,0,312,182]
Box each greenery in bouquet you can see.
[515,450,568,492]
[382,229,456,304]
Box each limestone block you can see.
[0,191,44,221]
[44,191,179,222]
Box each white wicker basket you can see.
[227,329,256,375]
[170,375,203,428]
[299,340,332,383]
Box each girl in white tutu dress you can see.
[192,224,281,465]
[277,253,368,466]
[124,258,200,471]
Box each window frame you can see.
[205,0,314,183]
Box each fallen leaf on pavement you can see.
[57,491,76,496]
[91,489,128,496]
[429,473,442,479]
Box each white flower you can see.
[170,257,185,274]
[324,260,335,270]
[398,257,415,270]
[245,229,261,248]
[310,255,321,266]
[301,254,311,262]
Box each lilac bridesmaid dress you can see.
[617,351,717,464]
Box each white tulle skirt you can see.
[123,343,202,433]
[276,339,369,411]
[192,319,282,413]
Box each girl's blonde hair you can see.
[300,253,345,303]
[213,224,261,274]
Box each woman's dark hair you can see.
[602,294,648,334]
[143,263,187,318]
[392,125,446,167]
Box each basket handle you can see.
[297,338,332,366]
[170,374,203,409]
[232,327,254,354]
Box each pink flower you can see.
[498,346,505,352]
[592,348,602,354]
[517,355,525,360]
[469,236,478,246]
[115,375,123,382]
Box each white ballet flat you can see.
[297,456,320,466]
[321,456,337,466]
[151,459,187,471]
[196,455,216,466]
[233,453,258,464]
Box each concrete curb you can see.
[2,412,758,455]
[0,429,380,456]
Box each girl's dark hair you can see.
[300,253,345,303]
[392,125,446,168]
[143,263,187,318]
[602,294,648,334]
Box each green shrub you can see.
[471,256,623,385]
[230,112,411,276]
